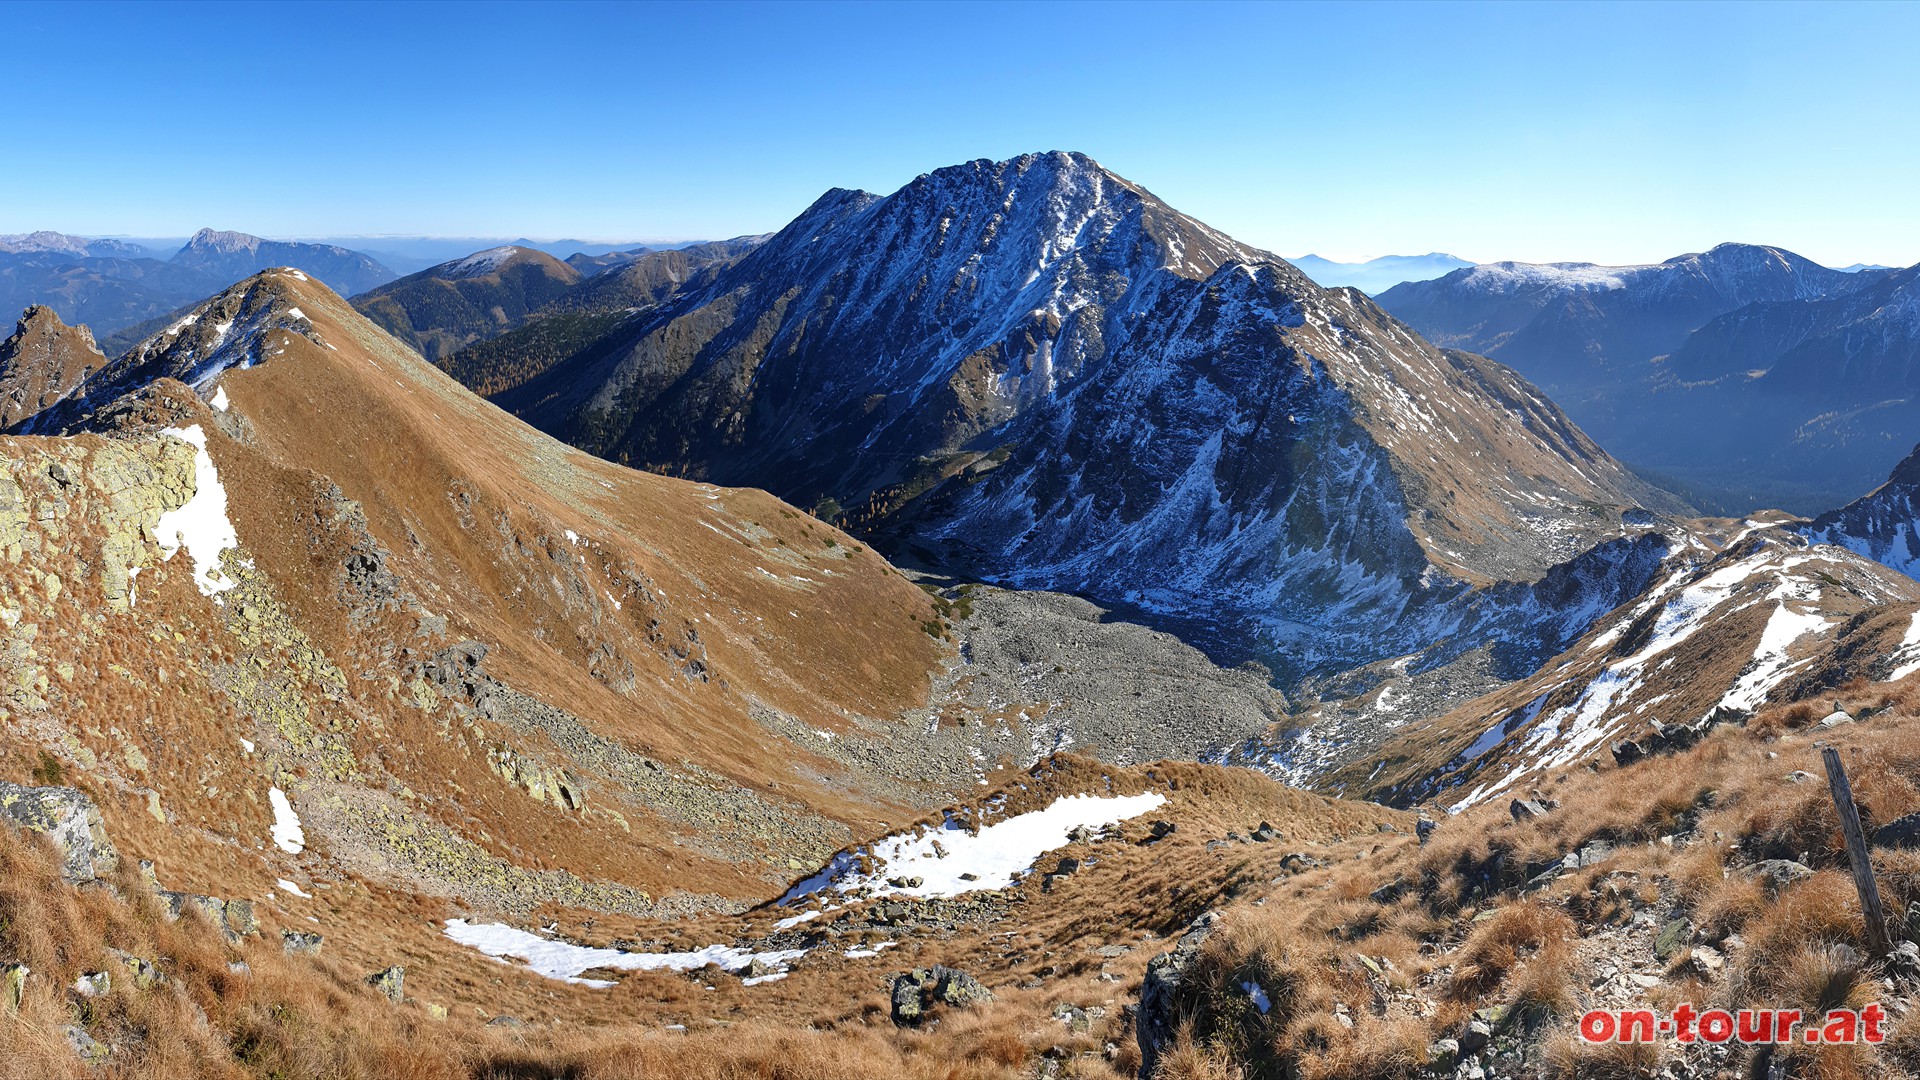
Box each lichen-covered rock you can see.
[1137,910,1221,1077]
[64,1024,108,1064]
[367,966,405,1003]
[890,965,995,1026]
[282,930,324,956]
[109,950,162,990]
[223,898,259,937]
[3,964,26,1011]
[0,781,117,883]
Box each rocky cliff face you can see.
[490,151,1683,679]
[0,306,106,429]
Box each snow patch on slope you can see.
[779,792,1165,904]
[443,920,804,989]
[268,787,305,854]
[154,425,242,598]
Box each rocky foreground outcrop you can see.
[0,780,118,883]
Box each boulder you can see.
[1874,812,1920,851]
[2,964,25,1012]
[64,1024,108,1064]
[1509,799,1548,823]
[282,930,324,956]
[72,971,109,998]
[890,965,994,1026]
[1743,859,1814,895]
[1654,917,1694,962]
[0,781,118,883]
[1137,910,1221,1077]
[223,898,259,937]
[109,949,162,990]
[1250,821,1279,843]
[367,966,405,1003]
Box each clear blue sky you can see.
[6,0,1916,267]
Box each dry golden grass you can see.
[1538,1028,1662,1079]
[1447,899,1575,1010]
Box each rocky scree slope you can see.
[484,150,1685,682]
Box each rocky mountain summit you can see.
[169,228,395,297]
[470,151,1685,682]
[0,305,105,429]
[0,231,148,259]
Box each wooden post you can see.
[1823,747,1893,957]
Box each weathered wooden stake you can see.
[1823,746,1893,957]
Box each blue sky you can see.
[6,0,1916,266]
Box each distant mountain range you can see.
[0,229,399,343]
[1377,246,1919,513]
[350,238,764,383]
[1289,252,1474,294]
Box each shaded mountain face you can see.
[349,246,584,361]
[1376,244,1874,395]
[0,305,105,428]
[1805,434,1920,577]
[1667,264,1920,395]
[1289,252,1473,295]
[552,237,766,312]
[1376,245,1901,514]
[482,151,1682,680]
[170,228,395,297]
[419,239,766,401]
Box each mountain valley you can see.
[6,152,1920,1080]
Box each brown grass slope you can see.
[0,752,1407,1079]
